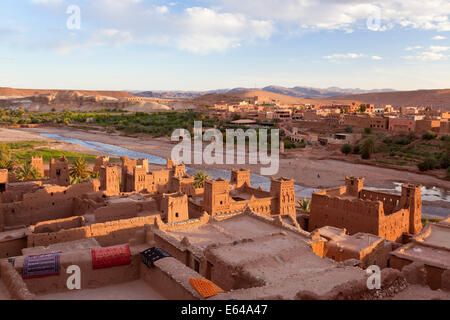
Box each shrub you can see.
[441,135,450,142]
[341,144,352,155]
[361,149,371,159]
[440,151,450,169]
[422,131,437,140]
[447,167,450,179]
[353,144,360,154]
[345,126,353,133]
[364,128,372,134]
[418,158,438,171]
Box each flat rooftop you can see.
[392,243,450,269]
[36,280,167,300]
[415,224,450,249]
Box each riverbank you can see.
[16,126,450,190]
[1,126,448,216]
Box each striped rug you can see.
[22,252,61,279]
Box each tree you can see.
[359,104,367,113]
[344,126,353,133]
[440,151,450,169]
[69,158,92,184]
[0,144,12,163]
[0,159,14,170]
[422,131,437,140]
[15,162,41,181]
[364,127,372,134]
[361,139,375,159]
[353,144,360,154]
[297,198,311,212]
[194,170,210,189]
[418,158,438,172]
[341,144,353,155]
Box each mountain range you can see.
[132,86,395,100]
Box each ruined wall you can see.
[140,258,201,300]
[378,209,410,242]
[1,180,100,228]
[49,157,70,186]
[360,190,401,214]
[100,165,120,195]
[34,216,85,234]
[0,237,27,259]
[0,260,35,300]
[309,194,381,236]
[161,193,189,223]
[30,156,44,178]
[27,215,160,247]
[94,199,158,223]
[13,248,141,295]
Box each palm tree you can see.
[297,198,311,212]
[15,162,41,181]
[0,159,14,170]
[194,171,210,189]
[69,158,92,184]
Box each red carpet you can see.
[92,244,131,270]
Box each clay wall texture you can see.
[309,177,422,242]
[1,180,100,229]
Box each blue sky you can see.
[1,0,450,91]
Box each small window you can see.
[175,212,179,218]
[56,169,61,176]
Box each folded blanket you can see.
[92,244,131,270]
[189,278,225,299]
[140,247,171,268]
[23,253,60,279]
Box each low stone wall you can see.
[13,247,142,295]
[140,257,202,300]
[34,216,85,234]
[27,215,160,247]
[0,260,35,300]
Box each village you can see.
[0,148,449,300]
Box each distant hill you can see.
[191,89,360,106]
[329,89,450,109]
[132,86,394,100]
[0,87,134,99]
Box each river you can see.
[41,133,449,219]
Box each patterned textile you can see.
[92,244,131,270]
[140,247,171,268]
[22,253,60,279]
[189,278,225,299]
[8,258,15,267]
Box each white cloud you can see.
[217,0,450,32]
[371,56,383,60]
[323,53,365,60]
[405,46,423,51]
[30,0,62,4]
[432,35,447,40]
[403,46,450,60]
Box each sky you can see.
[1,0,450,91]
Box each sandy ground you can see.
[37,279,167,300]
[15,126,450,191]
[0,127,115,158]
